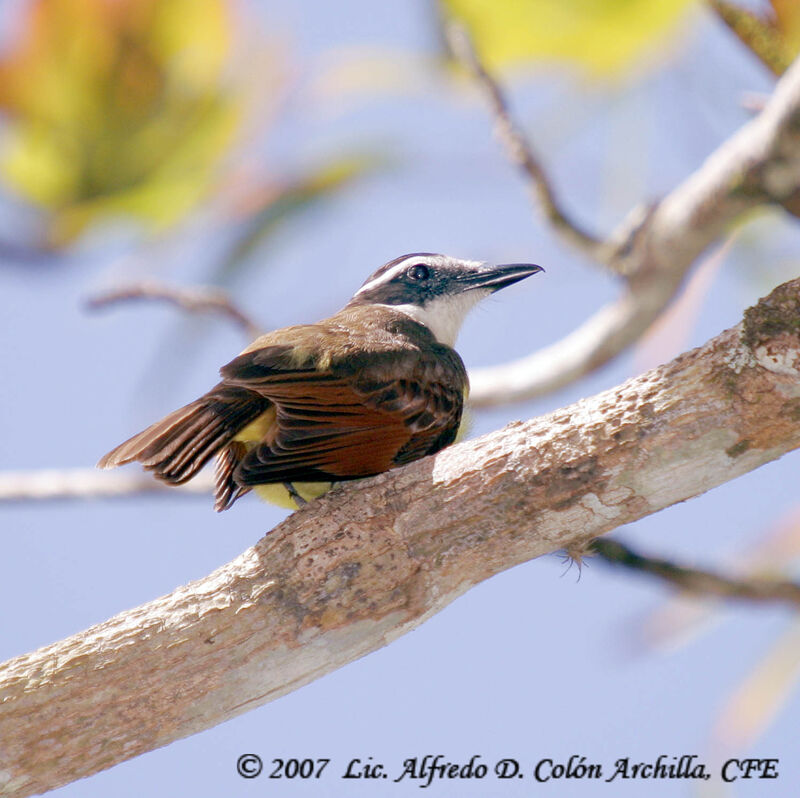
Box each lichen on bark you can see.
[742,280,800,350]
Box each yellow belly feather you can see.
[233,407,332,509]
[252,480,333,509]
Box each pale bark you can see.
[1,278,799,797]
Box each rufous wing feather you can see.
[230,373,462,486]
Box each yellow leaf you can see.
[0,0,247,245]
[772,0,800,55]
[0,123,80,206]
[442,0,698,76]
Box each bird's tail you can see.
[98,385,268,486]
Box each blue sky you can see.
[1,1,799,797]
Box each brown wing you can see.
[97,385,269,485]
[214,441,251,511]
[221,347,465,486]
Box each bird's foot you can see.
[284,482,307,507]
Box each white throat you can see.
[383,290,488,347]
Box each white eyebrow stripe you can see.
[354,257,420,296]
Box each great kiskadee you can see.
[99,253,542,510]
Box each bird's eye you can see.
[407,264,430,281]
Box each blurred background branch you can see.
[0,467,213,503]
[463,42,800,405]
[86,280,263,338]
[591,537,800,607]
[444,21,609,266]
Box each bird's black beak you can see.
[462,263,544,292]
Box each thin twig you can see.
[85,280,264,339]
[444,21,609,266]
[591,538,800,608]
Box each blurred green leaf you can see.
[441,0,697,77]
[709,0,800,76]
[0,0,244,246]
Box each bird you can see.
[98,253,542,511]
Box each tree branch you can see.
[0,468,213,503]
[86,280,264,339]
[591,538,800,607]
[1,276,799,796]
[455,35,800,405]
